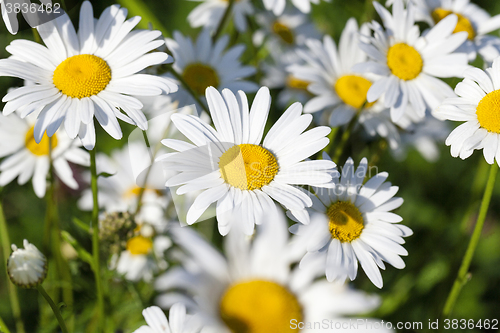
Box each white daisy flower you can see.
[78,143,168,226]
[0,0,52,34]
[412,0,500,63]
[0,110,89,198]
[188,0,253,33]
[261,49,312,107]
[165,29,258,112]
[435,58,500,165]
[290,157,412,288]
[0,1,177,150]
[263,0,331,16]
[7,239,47,288]
[352,0,469,123]
[253,7,320,50]
[133,304,202,333]
[115,231,172,282]
[155,210,388,333]
[159,86,335,235]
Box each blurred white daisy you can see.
[353,0,469,123]
[290,157,412,288]
[7,239,47,288]
[435,58,500,165]
[263,0,331,16]
[114,229,172,282]
[133,304,202,333]
[159,86,335,235]
[188,0,253,33]
[0,110,89,198]
[412,0,500,63]
[253,7,320,50]
[0,1,177,150]
[165,29,258,112]
[155,210,388,333]
[261,49,312,107]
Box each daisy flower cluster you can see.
[0,0,500,332]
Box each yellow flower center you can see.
[25,126,58,156]
[476,89,500,133]
[182,63,220,96]
[219,280,303,333]
[219,144,279,191]
[126,236,153,255]
[326,201,364,242]
[272,21,295,45]
[53,54,112,99]
[334,75,374,109]
[286,75,310,91]
[386,43,423,81]
[432,8,475,40]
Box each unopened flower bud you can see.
[7,240,47,288]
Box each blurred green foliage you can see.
[0,0,500,332]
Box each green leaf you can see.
[60,231,95,270]
[72,217,90,233]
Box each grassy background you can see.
[1,0,500,332]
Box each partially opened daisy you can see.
[155,210,388,333]
[290,157,412,288]
[159,86,335,235]
[352,0,469,123]
[165,30,258,112]
[263,0,331,16]
[133,304,202,333]
[412,0,500,63]
[188,0,253,32]
[435,58,500,165]
[0,110,89,198]
[0,1,177,150]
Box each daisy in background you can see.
[0,109,89,198]
[261,49,312,107]
[188,0,253,33]
[0,1,177,150]
[352,0,469,123]
[412,0,500,63]
[158,86,335,235]
[164,29,258,112]
[288,18,402,148]
[133,303,202,333]
[253,7,320,51]
[263,0,331,16]
[155,210,389,333]
[290,156,412,288]
[435,58,500,165]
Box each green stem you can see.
[169,68,210,114]
[321,126,339,158]
[90,149,105,332]
[134,131,154,216]
[331,107,364,163]
[37,285,68,333]
[0,315,11,333]
[212,0,235,43]
[0,200,25,333]
[442,163,498,317]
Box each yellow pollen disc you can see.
[272,21,295,45]
[386,43,423,81]
[53,54,111,99]
[25,126,58,156]
[334,75,374,109]
[326,201,364,242]
[219,144,279,191]
[219,280,303,333]
[476,89,500,133]
[432,8,475,40]
[182,63,220,96]
[286,75,310,91]
[126,236,153,255]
